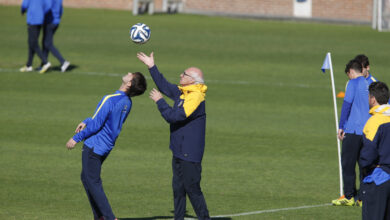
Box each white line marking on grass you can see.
[0,68,330,89]
[213,203,332,218]
[182,203,332,219]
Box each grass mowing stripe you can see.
[0,68,330,89]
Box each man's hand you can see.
[149,88,163,103]
[66,138,77,150]
[338,129,345,140]
[75,122,86,133]
[137,52,154,68]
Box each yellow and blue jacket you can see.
[149,65,207,163]
[361,104,390,181]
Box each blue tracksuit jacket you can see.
[339,76,370,135]
[44,0,63,25]
[149,65,207,163]
[21,0,51,25]
[73,90,132,156]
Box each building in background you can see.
[1,0,389,27]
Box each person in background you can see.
[20,0,51,74]
[42,0,70,73]
[354,54,377,85]
[332,59,370,207]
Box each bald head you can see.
[186,67,204,84]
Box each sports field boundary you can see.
[180,203,333,219]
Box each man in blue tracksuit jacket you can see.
[137,52,210,220]
[42,0,69,72]
[360,82,390,220]
[332,59,370,206]
[20,0,51,74]
[66,72,146,220]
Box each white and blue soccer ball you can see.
[130,23,151,44]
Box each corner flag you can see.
[321,52,344,197]
[321,53,330,73]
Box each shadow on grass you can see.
[119,211,232,220]
[119,217,232,220]
[49,64,78,72]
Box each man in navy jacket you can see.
[360,82,390,220]
[137,52,210,220]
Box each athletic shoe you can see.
[355,200,362,207]
[332,195,355,206]
[61,61,70,72]
[39,62,51,74]
[20,66,33,72]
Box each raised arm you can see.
[137,52,180,99]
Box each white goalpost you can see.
[373,0,390,31]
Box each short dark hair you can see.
[345,59,362,74]
[128,72,147,97]
[354,54,370,68]
[369,82,390,105]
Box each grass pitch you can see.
[1,5,390,219]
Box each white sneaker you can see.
[39,62,51,74]
[20,66,33,72]
[61,61,70,72]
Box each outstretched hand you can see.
[149,88,163,103]
[137,52,155,68]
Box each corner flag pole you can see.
[326,52,344,196]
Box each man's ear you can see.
[126,81,132,88]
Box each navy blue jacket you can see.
[360,105,390,176]
[149,65,207,163]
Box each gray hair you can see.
[192,75,204,84]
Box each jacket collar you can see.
[178,84,208,95]
[370,104,390,116]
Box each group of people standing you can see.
[20,0,69,74]
[66,52,211,220]
[332,55,390,219]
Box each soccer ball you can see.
[130,23,151,44]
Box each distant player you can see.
[332,59,370,206]
[360,82,390,219]
[42,0,70,72]
[354,54,377,85]
[338,55,377,99]
[20,0,51,74]
[66,72,146,220]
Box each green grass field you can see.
[1,5,390,219]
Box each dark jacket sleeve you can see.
[156,99,187,124]
[149,65,181,100]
